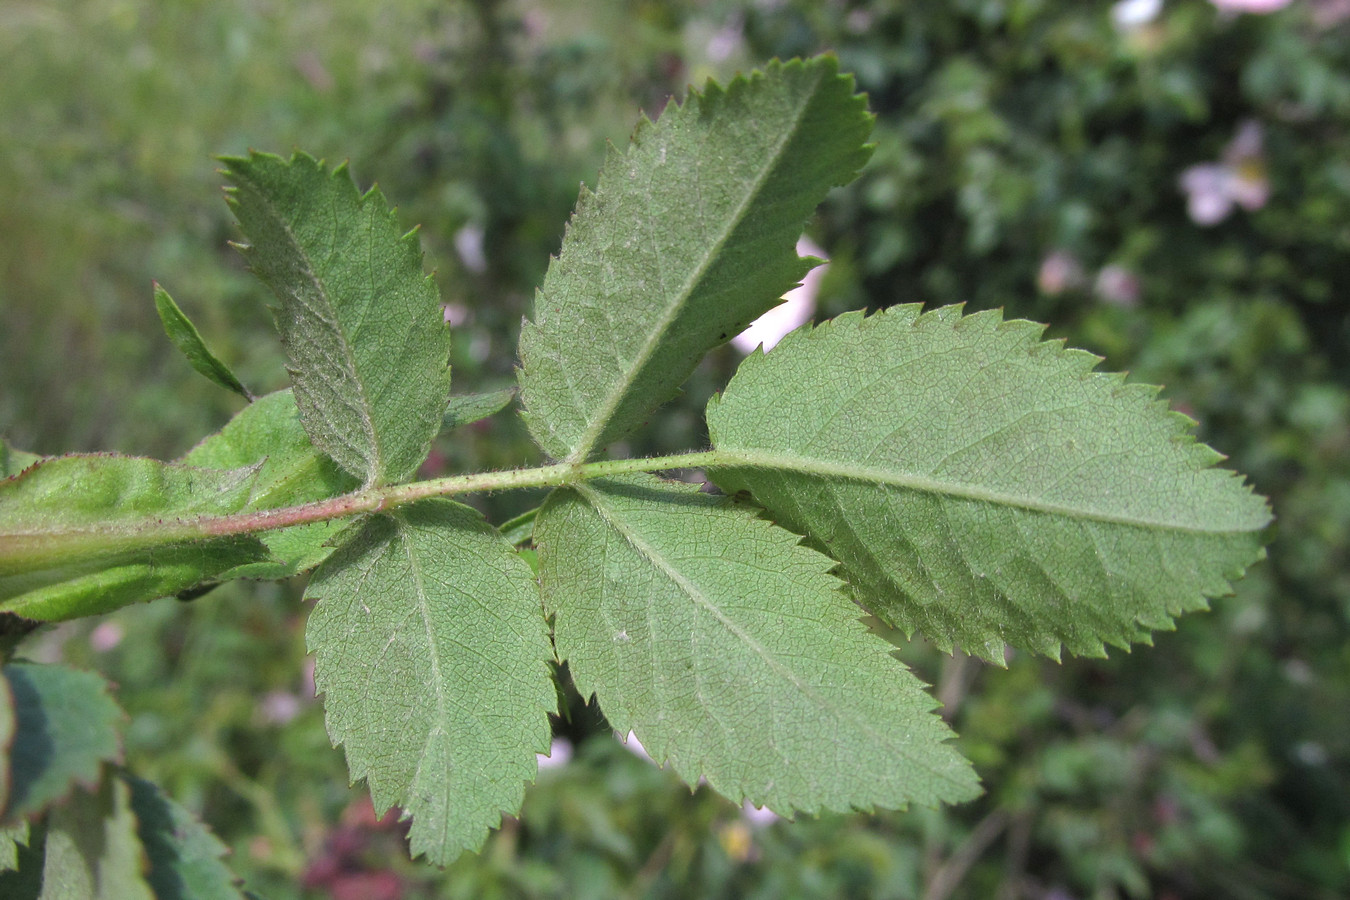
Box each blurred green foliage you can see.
[3,0,1348,897]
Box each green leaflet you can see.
[0,822,41,898]
[40,776,153,900]
[518,55,873,462]
[183,388,359,578]
[707,305,1273,662]
[443,387,517,431]
[124,774,247,900]
[535,475,980,813]
[223,151,452,487]
[306,499,554,864]
[0,823,30,873]
[0,456,268,621]
[2,664,123,827]
[153,283,252,400]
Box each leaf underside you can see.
[518,55,874,462]
[707,305,1273,662]
[306,499,554,864]
[1,441,43,479]
[223,151,452,487]
[0,456,268,621]
[442,388,517,431]
[536,474,980,814]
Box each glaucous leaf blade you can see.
[305,499,554,865]
[223,151,452,487]
[518,56,873,462]
[535,475,980,814]
[707,305,1273,661]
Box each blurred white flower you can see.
[1112,0,1164,30]
[260,690,302,725]
[537,737,573,770]
[733,237,825,354]
[453,224,487,274]
[741,800,780,825]
[1179,120,1270,225]
[1210,0,1292,12]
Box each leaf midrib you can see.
[712,448,1270,534]
[565,73,820,464]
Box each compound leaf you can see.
[535,474,980,814]
[0,456,268,621]
[1,664,122,827]
[183,388,359,579]
[223,151,452,487]
[40,775,153,900]
[706,305,1273,662]
[124,774,246,900]
[153,284,252,400]
[306,499,554,865]
[518,55,873,462]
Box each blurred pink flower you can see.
[1210,0,1293,11]
[1037,250,1085,296]
[1179,120,1270,225]
[88,621,124,652]
[1094,264,1142,307]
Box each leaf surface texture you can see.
[536,475,979,813]
[306,500,554,864]
[518,56,873,461]
[224,152,451,486]
[183,388,359,578]
[707,305,1273,660]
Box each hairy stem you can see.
[1,451,727,569]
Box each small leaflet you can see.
[153,284,252,400]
